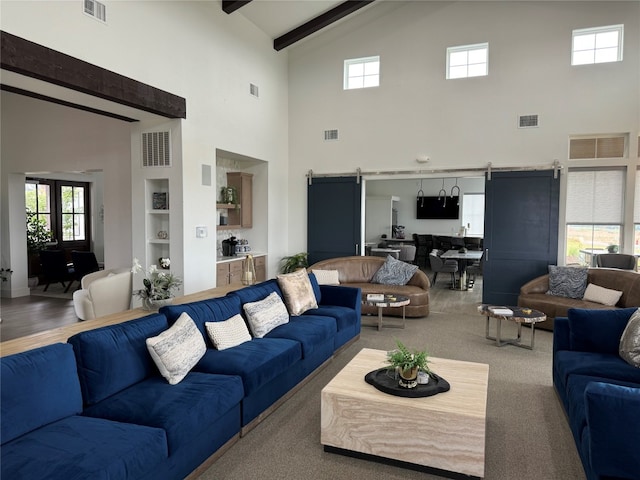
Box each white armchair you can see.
[72,268,132,321]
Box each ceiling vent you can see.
[518,114,539,128]
[249,83,259,98]
[324,129,339,141]
[84,0,107,23]
[142,131,171,167]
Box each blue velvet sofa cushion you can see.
[83,372,243,455]
[194,337,301,394]
[68,313,169,405]
[1,343,82,445]
[565,374,640,440]
[265,315,336,358]
[585,382,640,479]
[555,350,640,387]
[308,272,322,303]
[160,294,243,341]
[304,305,358,335]
[1,415,167,480]
[229,279,283,305]
[568,307,636,354]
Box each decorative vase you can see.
[398,366,419,388]
[142,297,174,311]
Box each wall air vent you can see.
[142,131,171,167]
[249,83,259,98]
[84,0,107,23]
[324,129,339,141]
[518,114,539,128]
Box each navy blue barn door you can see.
[483,170,560,305]
[307,176,361,265]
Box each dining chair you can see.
[429,253,458,288]
[39,250,75,292]
[596,253,637,270]
[71,250,100,284]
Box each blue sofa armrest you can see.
[585,382,640,479]
[318,285,361,312]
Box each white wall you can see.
[287,1,639,253]
[1,1,290,294]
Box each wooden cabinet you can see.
[216,259,243,286]
[255,255,266,282]
[217,255,267,286]
[218,172,253,230]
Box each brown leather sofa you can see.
[308,256,430,317]
[518,268,640,331]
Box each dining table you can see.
[440,249,484,291]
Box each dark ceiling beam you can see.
[1,31,186,119]
[222,1,253,14]
[274,0,375,51]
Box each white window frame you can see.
[571,24,624,65]
[343,56,380,90]
[462,193,485,236]
[446,43,488,79]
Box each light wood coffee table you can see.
[321,348,489,478]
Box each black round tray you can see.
[364,368,450,398]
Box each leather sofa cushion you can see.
[0,415,167,480]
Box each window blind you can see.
[566,169,624,223]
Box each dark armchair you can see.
[596,254,637,270]
[39,250,75,292]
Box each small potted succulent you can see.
[386,339,430,388]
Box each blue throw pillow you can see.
[371,255,419,286]
[568,307,637,354]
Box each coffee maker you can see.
[221,236,238,257]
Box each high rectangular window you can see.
[572,25,623,65]
[446,43,488,79]
[344,56,380,90]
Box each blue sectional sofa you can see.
[1,276,361,480]
[553,308,640,480]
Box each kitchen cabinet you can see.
[216,254,267,286]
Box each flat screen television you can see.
[416,196,460,219]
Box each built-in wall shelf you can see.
[216,203,240,210]
[217,224,241,231]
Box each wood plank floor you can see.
[0,269,483,343]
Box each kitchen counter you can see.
[217,252,266,263]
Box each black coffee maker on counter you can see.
[221,236,238,257]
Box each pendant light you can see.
[438,178,447,207]
[450,178,461,205]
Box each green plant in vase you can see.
[386,339,430,388]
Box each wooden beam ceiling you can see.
[222,1,253,14]
[1,31,186,119]
[274,0,375,51]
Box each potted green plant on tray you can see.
[387,339,430,388]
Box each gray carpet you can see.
[199,302,586,480]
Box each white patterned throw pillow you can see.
[146,312,206,385]
[243,291,290,338]
[205,314,252,350]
